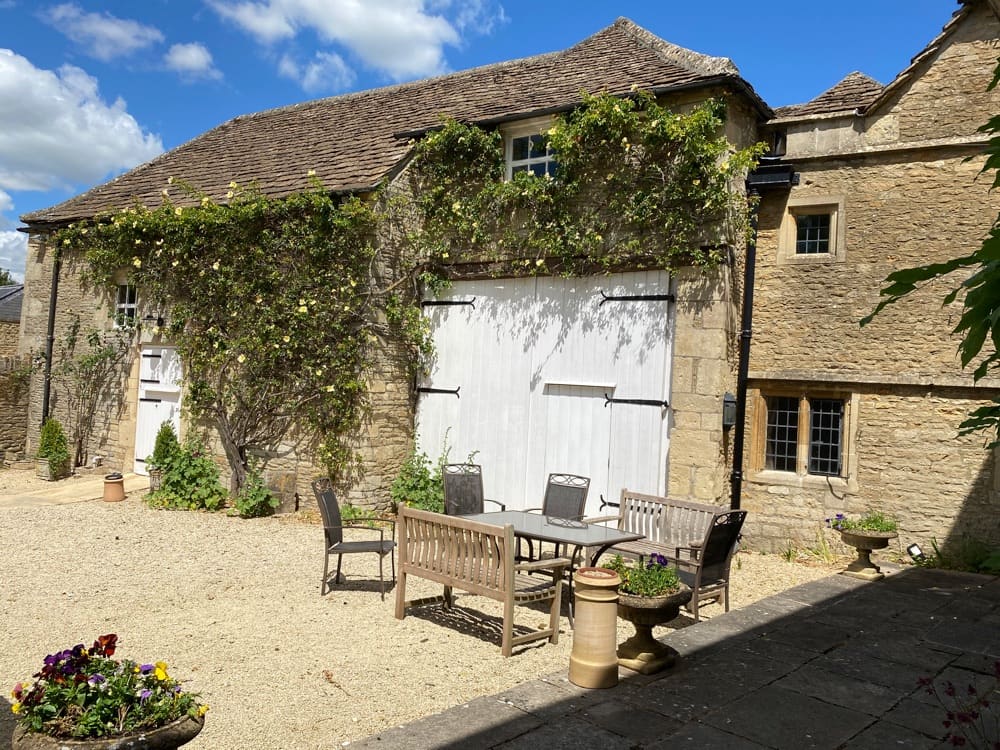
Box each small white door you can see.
[134,347,181,475]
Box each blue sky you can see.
[0,0,962,281]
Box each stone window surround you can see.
[747,384,860,493]
[778,194,847,265]
[503,116,556,181]
[114,282,137,329]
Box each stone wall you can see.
[744,4,1000,552]
[666,264,737,503]
[0,355,29,459]
[0,321,18,357]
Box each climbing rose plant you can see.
[408,91,764,275]
[59,180,430,493]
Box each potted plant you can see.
[35,418,70,481]
[9,634,207,749]
[827,510,899,581]
[146,421,179,492]
[601,553,692,674]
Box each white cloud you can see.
[0,230,27,282]
[164,42,223,80]
[42,3,165,61]
[0,49,163,192]
[209,0,504,81]
[278,51,354,93]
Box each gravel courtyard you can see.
[0,469,843,748]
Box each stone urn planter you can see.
[839,529,898,581]
[616,584,692,674]
[35,456,70,481]
[12,714,204,750]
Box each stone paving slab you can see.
[0,472,149,507]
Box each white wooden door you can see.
[416,271,673,516]
[134,346,182,475]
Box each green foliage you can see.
[410,92,764,275]
[0,268,15,285]
[146,438,227,511]
[389,449,443,513]
[58,179,430,493]
[921,537,1000,574]
[10,634,205,739]
[861,58,1000,445]
[37,418,70,475]
[233,461,279,518]
[827,510,898,533]
[55,316,134,467]
[148,421,180,469]
[602,553,681,597]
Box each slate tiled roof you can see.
[0,285,23,323]
[23,18,767,226]
[772,72,884,119]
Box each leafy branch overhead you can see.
[861,58,1000,443]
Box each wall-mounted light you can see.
[142,313,165,328]
[722,392,737,430]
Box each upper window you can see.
[778,195,845,264]
[115,284,137,328]
[503,118,557,181]
[795,214,830,254]
[758,391,851,479]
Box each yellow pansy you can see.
[154,662,169,681]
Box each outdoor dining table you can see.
[462,510,644,625]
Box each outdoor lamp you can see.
[142,313,165,328]
[722,392,737,429]
[907,543,925,562]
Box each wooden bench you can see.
[394,506,570,657]
[588,489,722,563]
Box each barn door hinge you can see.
[421,299,476,309]
[417,386,461,398]
[598,290,675,307]
[603,393,669,409]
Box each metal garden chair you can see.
[312,477,396,600]
[441,463,505,515]
[522,472,590,562]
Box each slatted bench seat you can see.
[588,489,721,562]
[394,505,570,657]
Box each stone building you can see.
[14,2,1000,552]
[747,1,1000,551]
[0,284,22,357]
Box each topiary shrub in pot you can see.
[36,418,71,481]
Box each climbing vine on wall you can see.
[57,180,431,493]
[408,91,764,275]
[53,89,761,493]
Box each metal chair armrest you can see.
[583,514,619,525]
[484,498,506,511]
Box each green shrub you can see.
[37,418,71,477]
[924,537,1000,574]
[233,462,279,518]
[147,421,180,469]
[146,438,227,511]
[389,449,444,513]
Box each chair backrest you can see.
[312,477,343,545]
[697,510,747,582]
[442,463,485,515]
[542,473,590,520]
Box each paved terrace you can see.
[353,566,1000,749]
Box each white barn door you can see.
[134,346,182,475]
[416,271,673,516]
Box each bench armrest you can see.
[515,557,571,574]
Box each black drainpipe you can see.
[729,188,759,511]
[41,246,61,425]
[731,159,799,510]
